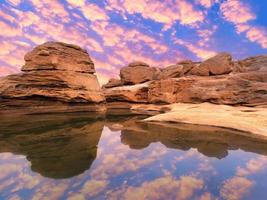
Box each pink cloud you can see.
[220,0,267,49]
[0,21,21,37]
[220,0,256,24]
[246,27,267,48]
[81,3,109,22]
[107,0,205,29]
[174,39,216,60]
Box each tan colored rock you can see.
[0,42,105,111]
[148,71,267,106]
[160,64,184,79]
[128,61,149,67]
[239,55,267,71]
[0,71,104,103]
[190,53,233,76]
[144,103,267,138]
[104,82,149,103]
[120,62,157,85]
[160,60,195,79]
[102,78,122,88]
[22,42,95,73]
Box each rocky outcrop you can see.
[0,42,105,113]
[189,53,233,76]
[22,42,95,73]
[148,71,267,106]
[239,55,267,71]
[120,61,159,85]
[104,53,267,107]
[104,82,149,103]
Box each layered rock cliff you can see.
[0,42,105,113]
[104,53,267,107]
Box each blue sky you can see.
[0,0,266,84]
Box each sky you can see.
[0,0,267,85]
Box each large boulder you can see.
[120,61,158,85]
[190,53,233,76]
[148,71,267,106]
[22,42,95,73]
[160,60,195,79]
[0,42,105,113]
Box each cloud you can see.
[220,0,267,48]
[108,175,204,200]
[107,0,205,29]
[81,3,109,22]
[66,0,85,7]
[174,39,216,60]
[197,0,217,8]
[220,177,254,200]
[0,21,21,37]
[220,0,256,24]
[236,156,267,177]
[7,0,21,6]
[246,27,267,48]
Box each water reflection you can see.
[1,112,267,199]
[0,114,104,179]
[1,113,267,179]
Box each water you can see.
[1,112,267,200]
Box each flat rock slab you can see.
[143,103,267,139]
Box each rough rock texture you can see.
[104,82,149,103]
[0,42,105,112]
[239,55,267,71]
[102,78,122,88]
[120,61,158,85]
[148,71,267,106]
[190,53,233,76]
[22,42,95,73]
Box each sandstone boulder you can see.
[160,60,195,79]
[190,53,233,76]
[120,61,157,85]
[0,42,105,112]
[102,78,122,88]
[22,42,95,73]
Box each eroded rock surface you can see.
[105,52,267,107]
[148,71,267,106]
[120,61,158,85]
[189,53,233,76]
[0,42,105,113]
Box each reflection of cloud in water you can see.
[1,113,267,199]
[236,156,267,177]
[220,177,254,200]
[107,175,204,200]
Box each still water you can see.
[1,113,267,200]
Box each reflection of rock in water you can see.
[119,121,267,159]
[0,113,104,179]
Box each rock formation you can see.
[0,42,105,113]
[103,53,267,107]
[120,61,159,85]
